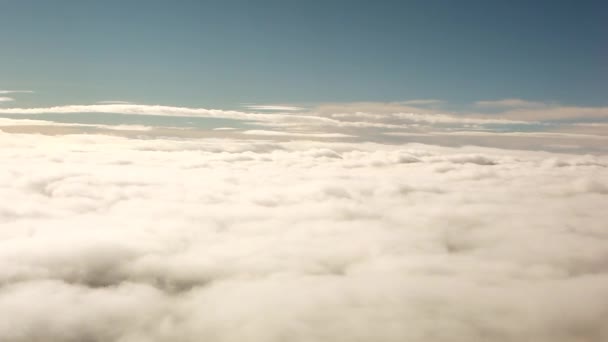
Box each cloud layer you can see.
[1,131,607,341]
[1,97,607,154]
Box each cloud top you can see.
[0,130,607,341]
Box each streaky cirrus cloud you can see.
[96,100,134,105]
[0,103,529,128]
[398,99,444,106]
[0,90,34,94]
[0,117,153,131]
[472,98,608,121]
[244,105,305,111]
[0,130,607,342]
[1,101,606,151]
[474,98,547,108]
[0,104,335,126]
[242,129,354,138]
[496,105,608,121]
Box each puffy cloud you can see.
[0,130,607,341]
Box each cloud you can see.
[1,130,607,341]
[0,101,606,153]
[498,106,608,121]
[399,99,444,106]
[391,112,529,124]
[244,105,305,111]
[0,90,33,105]
[472,99,608,122]
[213,127,238,131]
[242,130,354,138]
[404,130,608,140]
[474,98,547,108]
[96,100,133,105]
[0,103,525,134]
[0,104,338,128]
[311,101,531,125]
[0,90,34,95]
[0,117,153,132]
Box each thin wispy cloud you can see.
[0,90,34,94]
[213,127,238,131]
[2,101,607,151]
[492,105,608,121]
[399,99,444,106]
[0,97,15,103]
[244,105,305,111]
[96,100,133,105]
[0,102,533,134]
[242,130,354,138]
[472,99,608,121]
[474,98,547,108]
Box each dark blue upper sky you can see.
[1,0,606,108]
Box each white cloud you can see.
[410,130,608,140]
[96,100,133,105]
[0,130,607,341]
[472,99,608,121]
[0,104,338,128]
[242,130,354,138]
[0,97,15,103]
[392,112,530,124]
[399,99,444,106]
[1,101,606,152]
[0,103,521,133]
[474,98,547,108]
[309,101,533,126]
[0,117,153,132]
[0,90,34,95]
[244,105,304,111]
[500,106,608,121]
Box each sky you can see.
[0,0,606,108]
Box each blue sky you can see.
[1,0,606,109]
